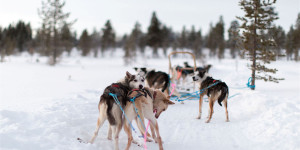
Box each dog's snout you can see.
[192,77,195,80]
[139,85,143,89]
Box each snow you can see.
[0,49,299,150]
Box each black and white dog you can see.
[134,67,170,96]
[173,62,212,87]
[192,70,229,123]
[89,71,145,150]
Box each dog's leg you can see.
[206,98,215,123]
[196,95,204,119]
[150,123,157,142]
[223,98,229,122]
[111,124,122,150]
[107,124,112,140]
[150,119,163,150]
[90,104,107,143]
[124,122,133,150]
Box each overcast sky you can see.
[0,0,299,37]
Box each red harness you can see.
[111,84,120,88]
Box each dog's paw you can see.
[205,120,210,123]
[196,116,201,119]
[132,139,138,144]
[146,137,153,142]
[107,136,112,140]
[226,119,230,122]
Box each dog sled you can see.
[168,51,199,101]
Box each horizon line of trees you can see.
[0,11,299,63]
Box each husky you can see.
[89,71,145,150]
[123,87,175,150]
[134,67,170,96]
[192,70,229,123]
[178,62,212,82]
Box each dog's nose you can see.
[139,85,143,89]
[192,77,195,80]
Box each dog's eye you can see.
[134,79,138,82]
[163,109,166,111]
[141,79,144,82]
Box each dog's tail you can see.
[162,74,170,93]
[218,83,228,106]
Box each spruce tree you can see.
[227,20,241,58]
[161,25,171,57]
[268,25,285,58]
[285,26,295,60]
[193,29,203,58]
[179,26,187,50]
[101,20,115,56]
[147,12,162,57]
[90,29,101,58]
[188,26,197,50]
[0,27,4,62]
[60,23,73,56]
[237,0,284,89]
[215,16,225,59]
[79,29,91,56]
[293,13,300,61]
[206,23,217,57]
[15,21,32,52]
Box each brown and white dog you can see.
[123,87,175,150]
[192,70,229,123]
[89,71,145,150]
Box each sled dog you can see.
[89,71,145,150]
[192,70,229,123]
[123,87,174,150]
[134,67,170,96]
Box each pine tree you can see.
[227,20,241,58]
[215,16,225,59]
[267,25,285,58]
[79,29,91,56]
[0,27,4,62]
[138,33,147,56]
[60,23,73,56]
[285,26,295,60]
[161,25,171,57]
[38,0,75,65]
[15,21,32,52]
[101,20,115,56]
[147,12,162,57]
[237,0,284,89]
[90,29,101,58]
[179,26,187,50]
[2,25,17,56]
[193,29,203,58]
[293,13,300,61]
[206,23,217,57]
[188,26,197,49]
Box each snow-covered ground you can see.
[0,49,299,150]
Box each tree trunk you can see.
[53,29,57,65]
[295,49,299,61]
[251,7,258,90]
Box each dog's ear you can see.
[133,67,138,71]
[141,67,146,72]
[164,98,175,105]
[126,71,132,79]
